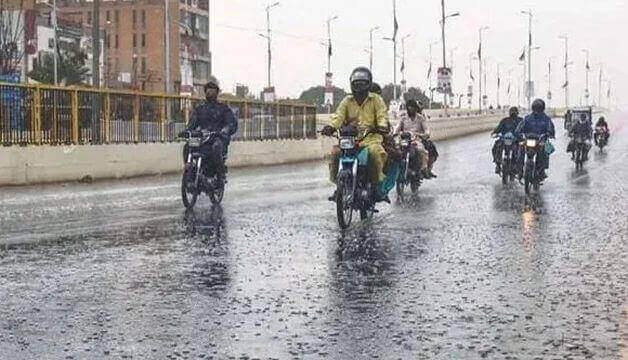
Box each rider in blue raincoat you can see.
[514,99,556,179]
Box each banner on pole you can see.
[437,67,453,95]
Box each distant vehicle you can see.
[565,107,592,132]
[594,126,609,152]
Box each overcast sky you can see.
[211,0,627,110]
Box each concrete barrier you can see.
[1,111,504,186]
[0,139,337,186]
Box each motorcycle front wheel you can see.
[336,171,354,229]
[181,165,199,209]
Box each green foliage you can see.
[298,85,347,112]
[28,47,90,85]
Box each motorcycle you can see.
[522,133,548,196]
[179,130,226,209]
[493,132,518,185]
[327,125,398,229]
[594,126,609,152]
[572,135,590,170]
[395,131,423,198]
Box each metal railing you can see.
[0,82,316,146]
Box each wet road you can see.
[1,114,627,359]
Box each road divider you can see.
[1,112,507,186]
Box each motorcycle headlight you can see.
[339,137,355,150]
[401,140,410,147]
[188,138,201,147]
[526,139,537,148]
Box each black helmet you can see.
[509,106,519,117]
[406,99,420,110]
[531,98,545,114]
[350,67,373,94]
[599,116,605,122]
[370,82,382,95]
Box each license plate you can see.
[189,138,201,147]
[504,140,513,146]
[401,140,409,147]
[526,139,537,147]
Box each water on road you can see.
[1,115,626,359]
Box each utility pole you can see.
[92,0,101,88]
[439,0,459,109]
[428,41,437,109]
[597,63,603,107]
[559,35,570,108]
[52,0,59,85]
[478,26,489,111]
[326,15,338,74]
[522,10,533,109]
[165,0,171,94]
[260,2,280,89]
[496,63,500,108]
[393,0,397,102]
[547,58,552,108]
[401,34,410,82]
[582,48,589,105]
[368,26,379,71]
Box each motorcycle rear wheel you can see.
[209,179,224,205]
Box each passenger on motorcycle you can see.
[178,77,238,183]
[594,116,610,145]
[491,106,523,174]
[393,99,433,179]
[567,113,593,161]
[322,67,390,200]
[514,98,556,180]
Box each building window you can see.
[115,34,119,49]
[141,57,146,74]
[114,10,119,23]
[132,10,136,24]
[141,10,146,26]
[87,11,92,25]
[133,56,138,74]
[141,34,146,47]
[106,11,110,22]
[106,34,111,49]
[133,34,137,47]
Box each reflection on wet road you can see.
[1,115,626,359]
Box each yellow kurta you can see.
[329,93,390,183]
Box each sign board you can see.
[437,67,453,95]
[325,72,333,88]
[324,91,334,107]
[263,87,276,103]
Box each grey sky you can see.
[211,0,627,110]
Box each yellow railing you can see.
[0,82,316,145]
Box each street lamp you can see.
[261,2,280,89]
[581,48,590,105]
[440,0,460,108]
[521,10,533,109]
[558,35,571,107]
[478,25,489,111]
[326,15,338,74]
[368,26,380,71]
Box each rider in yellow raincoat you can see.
[322,67,389,192]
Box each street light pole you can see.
[52,0,58,85]
[559,35,570,108]
[264,2,279,88]
[522,10,533,109]
[369,26,379,72]
[478,26,489,111]
[598,63,603,108]
[582,48,589,105]
[326,15,338,74]
[439,0,459,109]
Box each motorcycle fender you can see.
[357,147,370,166]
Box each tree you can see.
[381,83,441,109]
[298,85,347,112]
[28,45,90,85]
[0,0,27,76]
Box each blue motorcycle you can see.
[329,125,399,229]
